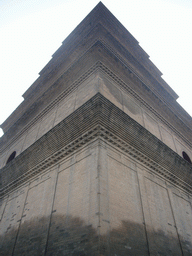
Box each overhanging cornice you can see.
[1,93,192,197]
[1,56,192,154]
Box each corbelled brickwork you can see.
[0,2,192,255]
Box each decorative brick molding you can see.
[1,94,192,197]
[1,54,192,154]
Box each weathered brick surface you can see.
[1,94,192,195]
[1,5,192,153]
[0,141,192,255]
[0,2,192,255]
[1,67,192,170]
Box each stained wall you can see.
[0,140,192,255]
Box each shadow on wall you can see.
[0,214,191,256]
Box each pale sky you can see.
[0,0,192,137]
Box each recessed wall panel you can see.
[143,112,161,140]
[13,175,54,256]
[161,126,176,152]
[108,156,148,255]
[144,178,182,255]
[47,151,98,255]
[0,188,27,255]
[172,193,192,255]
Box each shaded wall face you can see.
[98,144,192,256]
[0,141,192,255]
[0,143,100,255]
